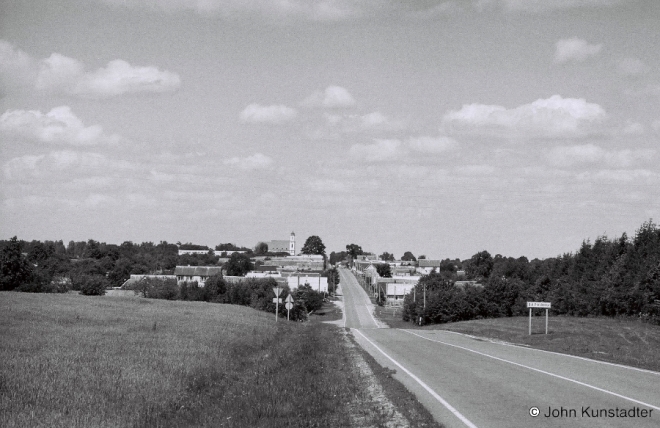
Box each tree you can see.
[418,255,427,260]
[346,244,364,259]
[379,252,394,262]
[375,263,392,278]
[301,236,326,256]
[0,237,33,290]
[401,251,416,262]
[329,251,348,265]
[223,252,253,276]
[255,242,269,255]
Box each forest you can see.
[402,219,660,325]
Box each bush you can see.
[78,275,108,296]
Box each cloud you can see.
[554,38,602,64]
[0,106,120,145]
[0,40,180,98]
[302,85,356,108]
[453,164,496,176]
[477,0,624,13]
[546,144,655,168]
[223,153,273,170]
[73,59,181,98]
[308,179,347,192]
[407,136,459,153]
[616,57,650,76]
[442,95,607,138]
[0,40,38,92]
[620,120,644,135]
[98,0,368,21]
[3,150,114,180]
[349,139,401,162]
[239,104,297,124]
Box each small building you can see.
[454,280,483,289]
[174,266,223,286]
[121,274,176,289]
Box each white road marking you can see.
[403,330,660,411]
[439,329,660,376]
[352,328,479,428]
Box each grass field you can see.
[1,291,436,427]
[373,305,660,372]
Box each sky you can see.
[1,0,659,260]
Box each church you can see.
[266,232,296,256]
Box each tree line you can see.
[402,219,660,325]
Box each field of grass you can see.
[1,291,428,427]
[372,305,660,372]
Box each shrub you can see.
[79,275,108,296]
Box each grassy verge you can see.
[372,306,660,372]
[0,292,412,427]
[308,296,343,323]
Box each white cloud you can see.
[616,57,650,76]
[546,144,655,168]
[407,136,459,153]
[0,40,180,98]
[453,164,496,176]
[302,85,356,108]
[223,152,273,170]
[74,59,181,98]
[0,40,37,91]
[3,150,110,180]
[0,106,120,145]
[239,103,297,124]
[308,179,347,192]
[479,0,624,13]
[442,95,607,138]
[554,38,602,64]
[349,139,401,162]
[99,0,365,21]
[620,120,644,135]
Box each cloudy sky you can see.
[1,0,658,260]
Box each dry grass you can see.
[0,291,402,427]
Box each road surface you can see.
[338,267,660,428]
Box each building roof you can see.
[418,259,442,267]
[174,266,223,276]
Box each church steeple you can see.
[289,231,295,256]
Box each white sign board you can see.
[527,302,551,308]
[285,294,294,303]
[527,302,551,334]
[273,287,282,297]
[285,302,293,310]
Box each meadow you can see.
[0,291,422,427]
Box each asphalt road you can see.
[338,267,660,428]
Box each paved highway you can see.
[338,267,660,428]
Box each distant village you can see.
[119,231,478,306]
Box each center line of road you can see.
[403,329,660,411]
[352,328,479,428]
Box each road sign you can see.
[527,302,551,308]
[273,287,282,297]
[285,302,293,310]
[285,294,294,303]
[527,302,551,335]
[273,298,282,304]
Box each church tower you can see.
[289,232,295,256]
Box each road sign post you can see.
[273,287,282,322]
[527,302,551,335]
[285,294,294,321]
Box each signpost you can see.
[273,287,282,322]
[527,302,551,335]
[285,294,294,321]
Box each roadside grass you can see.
[1,291,403,427]
[308,296,343,323]
[372,306,660,372]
